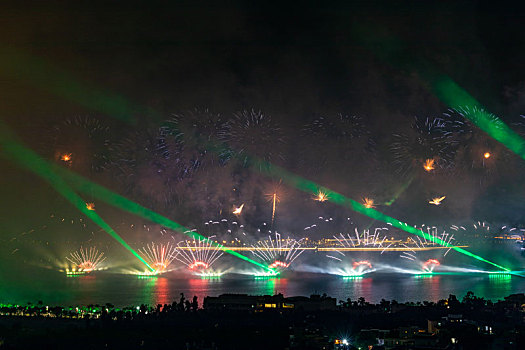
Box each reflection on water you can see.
[1,270,525,307]
[487,274,512,297]
[155,277,170,306]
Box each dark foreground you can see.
[1,292,524,349]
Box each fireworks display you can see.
[5,3,525,321]
[232,204,244,215]
[363,197,375,209]
[66,247,106,272]
[172,237,224,274]
[249,232,306,272]
[422,258,440,272]
[314,190,328,202]
[138,243,178,274]
[429,196,446,206]
[423,158,435,172]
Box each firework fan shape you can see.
[48,116,112,173]
[399,225,455,272]
[326,226,392,262]
[390,116,458,176]
[66,246,106,272]
[139,242,178,274]
[225,109,285,166]
[249,232,306,272]
[324,225,389,276]
[172,236,224,273]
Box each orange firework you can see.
[85,202,95,211]
[60,153,72,162]
[428,196,446,206]
[423,158,435,172]
[232,203,244,215]
[314,190,328,202]
[363,197,375,209]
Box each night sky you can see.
[1,1,525,262]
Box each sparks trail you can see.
[172,236,224,273]
[66,246,106,272]
[265,192,280,225]
[138,242,177,274]
[249,232,306,272]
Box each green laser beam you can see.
[352,23,525,161]
[385,176,414,206]
[0,121,154,271]
[430,80,525,160]
[51,164,274,272]
[0,47,156,124]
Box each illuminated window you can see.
[264,303,277,308]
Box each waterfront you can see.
[1,268,523,307]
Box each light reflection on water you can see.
[1,270,524,307]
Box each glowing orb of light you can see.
[483,152,491,159]
[60,153,72,162]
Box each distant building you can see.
[203,293,336,312]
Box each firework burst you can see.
[172,236,224,274]
[422,258,440,272]
[66,247,106,272]
[162,108,230,167]
[446,107,515,185]
[139,242,178,274]
[428,196,446,206]
[47,116,112,173]
[314,190,328,202]
[232,203,244,215]
[399,226,455,272]
[390,116,458,176]
[225,109,285,166]
[363,197,375,209]
[326,227,389,276]
[249,232,306,272]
